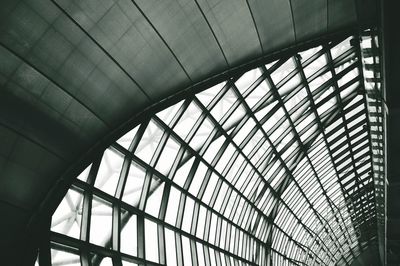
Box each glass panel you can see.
[99,257,113,266]
[233,117,256,145]
[338,68,359,88]
[155,136,180,175]
[117,126,139,150]
[174,102,202,140]
[95,148,124,196]
[210,89,238,122]
[182,196,195,232]
[197,82,225,107]
[120,210,137,256]
[51,247,80,266]
[165,187,181,225]
[270,58,296,85]
[197,242,205,266]
[122,260,138,266]
[51,188,84,239]
[135,120,164,164]
[156,100,184,126]
[90,196,113,247]
[331,37,352,60]
[244,79,270,108]
[77,164,91,182]
[122,162,146,206]
[235,68,262,94]
[203,135,226,163]
[308,71,332,92]
[189,117,215,151]
[215,143,236,174]
[299,46,322,62]
[222,104,247,131]
[202,173,219,205]
[182,236,192,266]
[304,54,327,79]
[145,219,159,263]
[145,176,165,217]
[165,228,177,265]
[278,73,301,97]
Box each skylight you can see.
[48,33,380,266]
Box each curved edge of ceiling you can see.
[30,25,369,228]
[0,0,379,230]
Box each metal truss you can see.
[47,33,381,266]
[360,28,386,264]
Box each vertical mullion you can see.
[138,171,153,211]
[190,239,199,266]
[175,193,186,229]
[158,183,170,221]
[80,154,103,243]
[112,203,120,252]
[137,215,145,260]
[175,232,184,266]
[203,245,211,266]
[80,252,90,266]
[112,256,123,266]
[204,209,212,243]
[216,217,223,248]
[158,223,166,264]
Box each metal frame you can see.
[47,32,381,266]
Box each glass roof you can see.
[48,33,380,266]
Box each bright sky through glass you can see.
[49,35,379,266]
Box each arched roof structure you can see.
[49,35,383,266]
[0,0,389,265]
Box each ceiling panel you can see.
[247,0,295,53]
[135,0,228,82]
[197,0,262,64]
[291,0,327,41]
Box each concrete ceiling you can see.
[0,0,379,264]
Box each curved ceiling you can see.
[49,37,380,265]
[0,0,378,263]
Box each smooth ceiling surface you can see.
[0,0,377,263]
